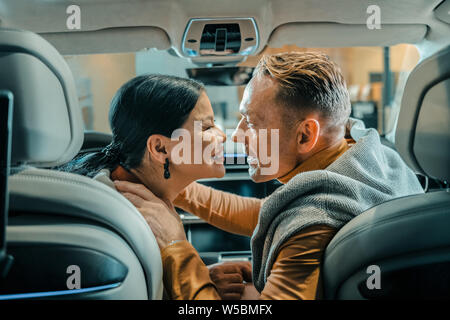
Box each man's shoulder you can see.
[278,224,338,256]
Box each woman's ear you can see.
[296,118,320,154]
[146,134,169,164]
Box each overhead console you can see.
[181,18,259,65]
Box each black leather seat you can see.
[323,46,450,299]
[80,131,113,154]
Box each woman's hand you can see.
[114,180,187,250]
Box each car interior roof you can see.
[1,0,449,60]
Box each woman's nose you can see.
[220,129,227,143]
[214,127,227,143]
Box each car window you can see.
[64,44,419,153]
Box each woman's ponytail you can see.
[58,142,124,178]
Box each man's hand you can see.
[208,261,253,300]
[114,180,187,250]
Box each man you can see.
[114,52,424,299]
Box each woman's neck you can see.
[129,166,189,206]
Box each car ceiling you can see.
[0,0,449,60]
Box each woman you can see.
[61,74,246,300]
[61,74,226,199]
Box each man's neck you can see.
[299,136,345,163]
[278,137,349,184]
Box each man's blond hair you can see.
[254,52,351,132]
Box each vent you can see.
[199,24,241,54]
[182,18,258,58]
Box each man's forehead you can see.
[240,75,277,115]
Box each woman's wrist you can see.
[167,239,185,247]
[158,238,187,251]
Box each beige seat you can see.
[0,28,163,300]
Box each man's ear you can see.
[296,118,320,154]
[146,134,169,164]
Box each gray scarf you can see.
[250,118,424,292]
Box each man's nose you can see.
[231,130,238,143]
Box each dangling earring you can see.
[164,158,170,179]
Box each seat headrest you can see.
[396,46,450,181]
[0,28,83,168]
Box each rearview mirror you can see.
[186,67,254,86]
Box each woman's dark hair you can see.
[59,74,205,177]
